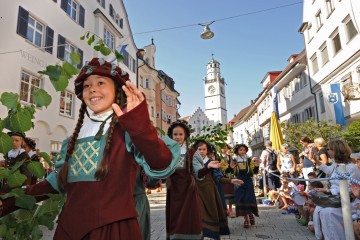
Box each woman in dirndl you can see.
[227,144,259,228]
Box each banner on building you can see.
[273,86,279,119]
[321,83,346,126]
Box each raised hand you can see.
[112,81,145,117]
[231,179,244,185]
[208,161,221,169]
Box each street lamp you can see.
[199,21,215,39]
[136,48,146,88]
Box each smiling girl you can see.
[166,120,203,240]
[0,58,179,240]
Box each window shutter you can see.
[17,6,28,38]
[109,4,113,17]
[57,34,65,60]
[119,19,123,29]
[79,5,85,27]
[60,0,67,12]
[77,48,83,69]
[45,26,54,54]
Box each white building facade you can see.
[300,0,360,125]
[185,108,213,138]
[204,58,228,125]
[0,0,139,156]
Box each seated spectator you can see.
[268,173,297,211]
[313,140,360,240]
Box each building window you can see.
[325,0,334,16]
[57,35,83,68]
[60,91,74,117]
[151,106,154,117]
[332,32,342,55]
[16,6,55,54]
[345,18,358,42]
[64,41,76,63]
[145,78,150,89]
[310,53,319,74]
[66,0,78,21]
[320,43,329,65]
[26,16,43,47]
[20,72,42,104]
[104,28,115,50]
[300,72,307,88]
[96,0,105,8]
[306,23,313,43]
[319,92,325,113]
[316,11,323,30]
[60,0,85,27]
[302,107,314,122]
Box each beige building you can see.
[157,70,180,133]
[138,41,180,132]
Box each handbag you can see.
[311,191,341,208]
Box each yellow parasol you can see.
[270,111,283,152]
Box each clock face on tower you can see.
[208,85,216,94]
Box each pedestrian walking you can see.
[0,58,179,240]
[227,143,259,228]
[194,140,243,239]
[166,120,203,240]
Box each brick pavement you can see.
[41,187,316,240]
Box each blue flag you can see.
[321,83,346,126]
[273,86,280,119]
[109,44,128,63]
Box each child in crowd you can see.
[23,137,41,185]
[1,132,29,191]
[296,172,320,226]
[0,58,179,239]
[268,173,297,211]
[166,120,203,240]
[194,139,231,239]
[226,144,259,228]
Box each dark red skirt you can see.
[54,218,142,240]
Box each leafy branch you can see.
[80,31,124,62]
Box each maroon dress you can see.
[2,100,173,240]
[166,149,202,240]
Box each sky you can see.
[123,0,305,121]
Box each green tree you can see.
[341,119,360,151]
[189,123,233,155]
[280,118,342,152]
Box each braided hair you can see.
[58,83,126,190]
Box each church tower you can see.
[204,57,228,124]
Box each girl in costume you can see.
[166,120,203,240]
[194,140,243,239]
[0,58,179,240]
[227,143,259,228]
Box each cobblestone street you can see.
[41,187,316,240]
